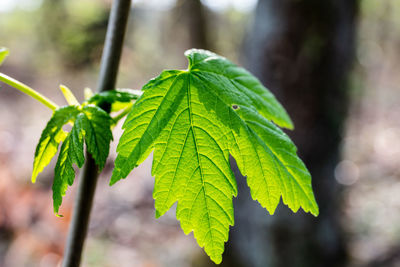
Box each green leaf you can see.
[53,115,85,215]
[52,104,113,214]
[32,106,80,183]
[112,49,318,264]
[0,47,9,66]
[80,105,113,169]
[87,88,142,112]
[33,102,113,215]
[187,49,294,129]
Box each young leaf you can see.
[112,49,318,263]
[80,105,113,169]
[52,105,113,214]
[0,47,9,66]
[53,114,85,215]
[87,88,142,112]
[33,101,113,214]
[32,106,80,183]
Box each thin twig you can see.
[0,73,58,110]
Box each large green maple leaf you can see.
[112,49,318,263]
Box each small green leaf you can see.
[51,104,113,214]
[0,47,9,66]
[53,116,85,215]
[87,88,142,112]
[33,100,113,215]
[80,105,113,169]
[32,106,80,183]
[112,49,318,263]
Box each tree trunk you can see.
[220,0,359,266]
[174,0,210,50]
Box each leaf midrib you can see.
[186,73,216,255]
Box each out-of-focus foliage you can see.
[341,1,400,266]
[37,0,108,68]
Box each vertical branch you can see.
[180,0,209,49]
[62,0,131,266]
[96,0,131,93]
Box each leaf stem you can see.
[0,72,58,111]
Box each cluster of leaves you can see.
[2,48,318,264]
[31,89,141,215]
[32,104,112,215]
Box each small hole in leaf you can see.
[62,124,72,132]
[232,104,239,110]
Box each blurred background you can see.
[0,0,399,266]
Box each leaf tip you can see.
[60,84,80,106]
[109,171,120,186]
[155,210,161,219]
[304,194,319,217]
[210,254,222,265]
[310,205,319,217]
[268,209,276,216]
[277,115,294,130]
[53,205,62,217]
[0,47,10,66]
[286,121,295,130]
[31,173,37,184]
